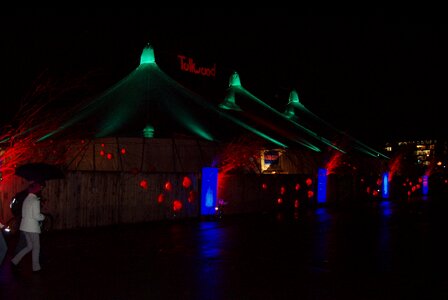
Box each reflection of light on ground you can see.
[315,207,331,222]
[198,222,225,259]
[379,200,393,216]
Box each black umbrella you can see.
[15,162,65,182]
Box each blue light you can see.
[201,167,218,216]
[382,172,389,198]
[317,168,327,203]
[422,175,429,196]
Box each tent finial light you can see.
[140,43,155,65]
[229,71,241,87]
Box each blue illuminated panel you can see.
[422,175,429,196]
[382,172,389,199]
[201,167,218,216]
[317,168,327,203]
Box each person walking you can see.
[11,181,46,272]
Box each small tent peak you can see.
[284,89,303,119]
[288,89,302,106]
[140,43,156,65]
[220,71,242,110]
[229,71,241,87]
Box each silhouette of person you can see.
[11,181,46,272]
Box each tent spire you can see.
[284,89,302,118]
[288,89,303,107]
[140,43,156,65]
[219,71,242,111]
[229,71,241,87]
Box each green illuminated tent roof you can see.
[38,44,295,149]
[38,43,388,159]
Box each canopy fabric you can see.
[37,44,388,159]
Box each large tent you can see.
[0,43,388,176]
[33,43,358,174]
[0,43,390,230]
[25,43,388,175]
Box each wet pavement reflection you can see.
[1,198,447,299]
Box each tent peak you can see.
[140,43,156,65]
[288,89,303,106]
[284,89,303,118]
[229,71,241,87]
[219,72,242,111]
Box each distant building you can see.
[384,139,448,173]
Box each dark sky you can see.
[1,11,446,148]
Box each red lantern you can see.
[306,178,313,186]
[165,181,172,191]
[139,180,148,189]
[307,190,314,198]
[157,193,165,203]
[280,186,286,195]
[173,200,182,211]
[182,176,192,188]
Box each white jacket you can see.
[19,193,45,234]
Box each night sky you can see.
[1,11,446,148]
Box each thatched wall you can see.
[0,170,398,231]
[46,171,201,230]
[1,172,320,231]
[0,136,390,231]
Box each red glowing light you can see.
[139,180,148,189]
[277,197,283,204]
[295,183,300,191]
[294,199,299,208]
[262,183,267,189]
[307,190,314,198]
[100,150,105,156]
[121,148,126,155]
[101,143,105,147]
[182,176,192,188]
[306,178,313,186]
[280,186,286,195]
[165,182,172,191]
[106,153,113,160]
[157,193,165,203]
[173,200,182,211]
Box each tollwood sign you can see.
[177,55,216,77]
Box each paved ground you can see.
[1,198,447,299]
